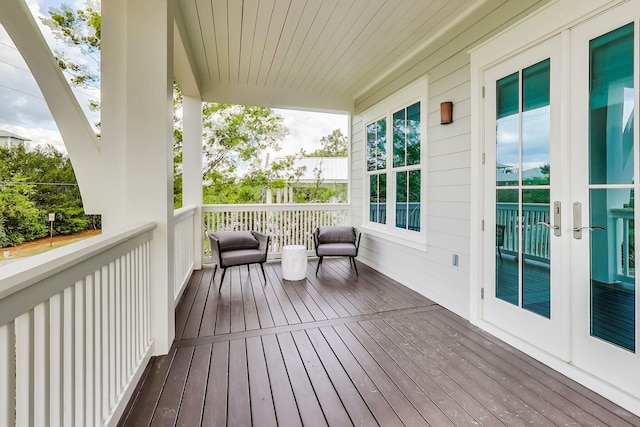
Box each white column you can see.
[182,96,203,269]
[101,0,175,354]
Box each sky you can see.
[0,0,348,156]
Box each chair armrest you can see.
[251,231,270,257]
[208,232,223,265]
[312,228,320,255]
[354,228,361,253]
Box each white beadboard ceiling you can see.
[174,0,528,112]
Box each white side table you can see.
[281,245,307,280]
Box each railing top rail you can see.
[203,203,350,212]
[0,222,156,319]
[174,205,197,221]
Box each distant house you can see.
[293,157,348,186]
[269,157,348,203]
[0,130,30,149]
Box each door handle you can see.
[537,222,560,230]
[572,202,605,239]
[573,225,605,232]
[537,201,561,237]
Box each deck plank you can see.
[120,260,640,427]
[175,344,211,427]
[246,337,278,427]
[228,339,251,426]
[201,341,229,426]
[261,334,303,426]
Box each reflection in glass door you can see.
[587,23,635,351]
[495,59,552,318]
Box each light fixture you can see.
[440,101,453,125]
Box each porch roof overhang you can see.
[173,0,530,113]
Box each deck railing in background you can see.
[203,204,350,259]
[0,223,155,427]
[497,203,635,281]
[497,203,551,262]
[173,206,196,303]
[611,207,635,282]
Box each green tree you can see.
[302,128,348,157]
[45,3,289,208]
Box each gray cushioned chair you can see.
[313,226,361,276]
[208,231,269,291]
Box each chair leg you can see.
[210,264,218,286]
[259,263,267,284]
[315,256,323,275]
[247,264,250,272]
[352,257,359,276]
[218,268,227,292]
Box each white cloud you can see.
[274,109,348,157]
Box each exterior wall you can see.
[350,0,547,318]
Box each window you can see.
[363,78,427,247]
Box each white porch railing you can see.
[496,202,551,262]
[174,206,196,304]
[203,203,350,259]
[0,223,155,427]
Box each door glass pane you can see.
[522,189,551,318]
[497,73,520,187]
[590,189,635,351]
[523,60,550,186]
[496,189,519,306]
[589,23,634,185]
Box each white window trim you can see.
[361,77,428,250]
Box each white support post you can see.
[101,0,175,355]
[183,95,203,269]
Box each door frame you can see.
[470,0,640,415]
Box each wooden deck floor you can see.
[119,258,640,426]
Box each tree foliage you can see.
[43,2,101,92]
[0,145,99,247]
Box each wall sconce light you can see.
[440,101,453,125]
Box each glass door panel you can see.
[587,23,635,351]
[495,59,552,319]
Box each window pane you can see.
[523,59,550,111]
[396,171,407,229]
[367,122,377,171]
[379,173,387,224]
[406,102,421,166]
[369,174,378,222]
[409,170,420,231]
[589,23,634,185]
[377,118,387,170]
[393,109,405,167]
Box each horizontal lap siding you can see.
[350,1,547,318]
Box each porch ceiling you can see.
[175,0,491,112]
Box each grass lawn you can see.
[1,229,102,262]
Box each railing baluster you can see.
[0,321,16,427]
[15,310,34,427]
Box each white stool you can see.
[281,245,307,280]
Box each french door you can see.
[570,6,639,394]
[484,2,640,395]
[483,35,570,360]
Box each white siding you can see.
[350,1,546,318]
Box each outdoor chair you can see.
[496,224,505,261]
[208,231,269,291]
[313,226,361,276]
